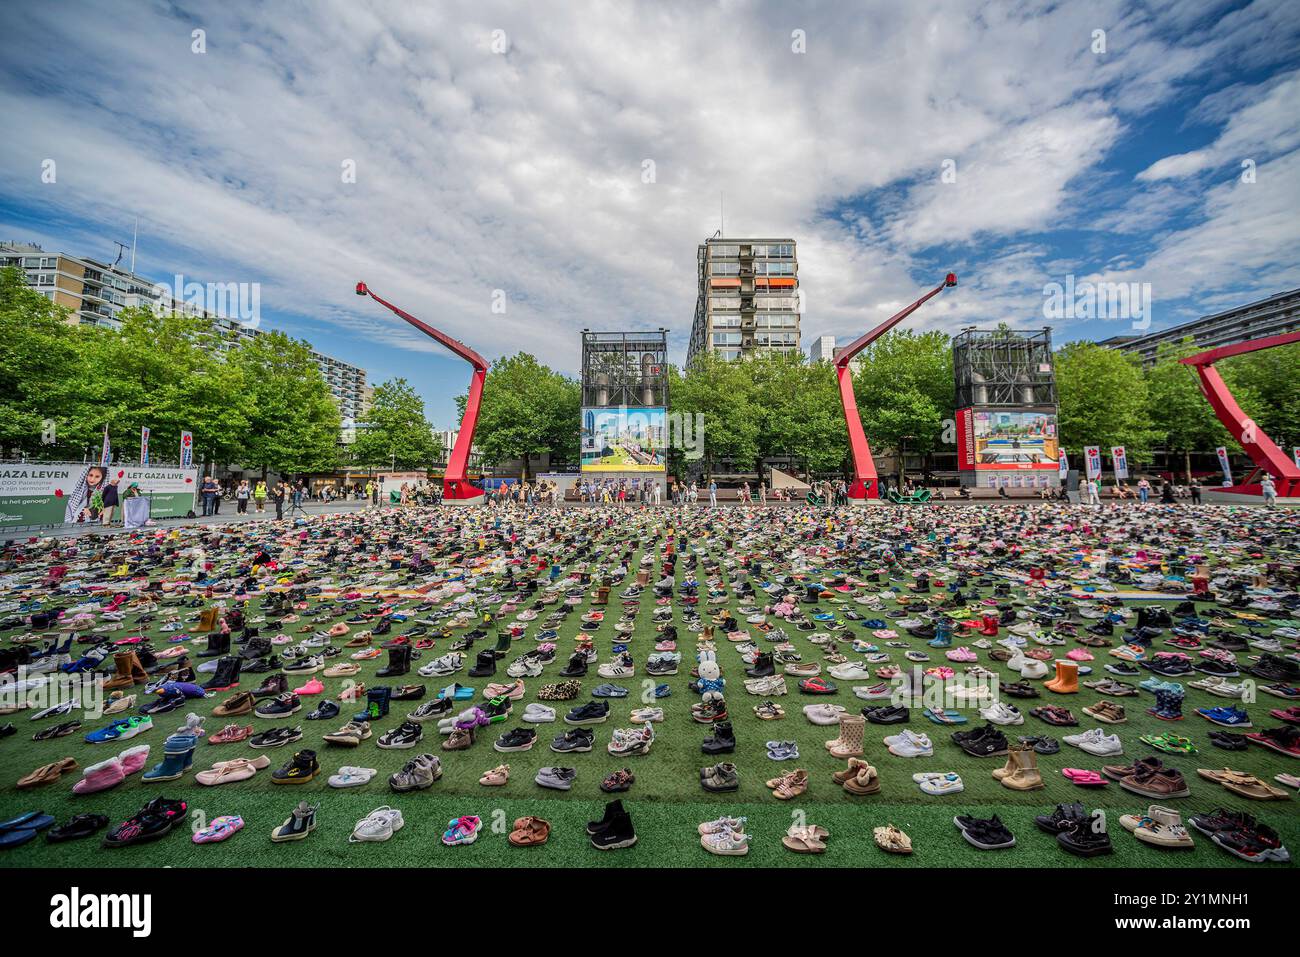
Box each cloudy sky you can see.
[1,0,1298,426]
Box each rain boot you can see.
[198,629,231,658]
[827,714,865,758]
[376,644,412,678]
[1044,659,1079,694]
[201,655,242,692]
[194,607,219,634]
[354,686,391,723]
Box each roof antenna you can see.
[720,191,724,237]
[111,240,129,269]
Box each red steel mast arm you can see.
[839,273,957,500]
[355,281,487,501]
[1178,330,1300,493]
[836,273,957,369]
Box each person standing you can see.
[211,479,224,514]
[1086,477,1101,507]
[236,480,250,514]
[254,480,267,512]
[708,479,717,508]
[1137,477,1150,503]
[1261,473,1277,506]
[1190,480,1201,505]
[758,482,767,506]
[272,480,286,520]
[200,475,218,516]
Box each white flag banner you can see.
[1058,450,1069,479]
[1215,446,1233,485]
[1111,446,1129,480]
[1084,446,1102,480]
[1293,447,1300,470]
[180,431,193,469]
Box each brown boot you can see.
[991,747,1021,781]
[832,756,867,784]
[1002,745,1045,791]
[194,608,219,634]
[103,652,136,691]
[128,651,149,683]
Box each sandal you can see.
[508,815,550,847]
[16,757,78,790]
[478,763,510,786]
[600,768,635,793]
[754,701,785,720]
[782,823,827,854]
[1062,767,1109,787]
[873,824,913,854]
[1141,732,1197,754]
[1197,768,1290,800]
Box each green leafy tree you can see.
[351,378,438,471]
[1145,339,1243,481]
[851,330,954,483]
[1054,341,1154,459]
[464,353,579,479]
[50,306,253,468]
[0,266,78,455]
[747,352,846,478]
[231,331,341,477]
[1218,342,1300,449]
[668,353,760,480]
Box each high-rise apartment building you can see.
[687,237,800,365]
[1,240,370,423]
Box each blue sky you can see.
[2,0,1298,427]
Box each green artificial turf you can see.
[1,522,1297,869]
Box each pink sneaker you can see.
[946,646,978,663]
[1066,648,1094,661]
[294,677,325,695]
[193,814,245,844]
[118,744,151,776]
[72,757,126,795]
[655,639,677,651]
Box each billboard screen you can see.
[581,406,666,472]
[970,409,1058,470]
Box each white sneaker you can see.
[1064,728,1124,756]
[978,702,1024,726]
[828,661,872,680]
[913,771,964,795]
[854,682,894,700]
[348,806,404,842]
[887,729,934,758]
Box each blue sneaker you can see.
[653,683,672,698]
[1196,705,1252,727]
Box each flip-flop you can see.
[781,832,826,853]
[1141,733,1197,754]
[923,708,967,725]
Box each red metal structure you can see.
[355,282,487,504]
[1179,330,1300,499]
[838,273,958,500]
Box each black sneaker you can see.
[306,700,340,720]
[551,727,595,752]
[376,721,424,749]
[249,725,303,749]
[954,724,1008,757]
[954,814,1015,850]
[589,805,637,850]
[483,696,513,722]
[1057,818,1112,857]
[494,726,537,752]
[1034,801,1086,835]
[102,798,187,848]
[255,692,301,718]
[271,749,319,784]
[564,700,610,725]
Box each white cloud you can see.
[0,0,1292,382]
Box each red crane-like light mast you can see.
[355,282,488,505]
[838,273,957,501]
